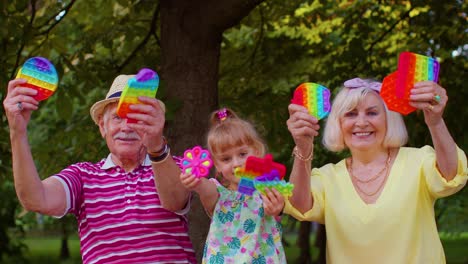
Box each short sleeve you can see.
[52,164,84,217]
[422,146,468,199]
[284,168,325,224]
[173,192,192,216]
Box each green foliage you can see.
[0,182,26,262]
[0,0,466,260]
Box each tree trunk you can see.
[160,0,264,261]
[60,221,70,260]
[296,221,312,264]
[315,224,326,264]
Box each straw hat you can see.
[89,74,165,124]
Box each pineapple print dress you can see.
[202,179,286,264]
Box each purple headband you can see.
[217,108,228,121]
[343,78,382,93]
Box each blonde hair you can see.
[322,85,408,152]
[207,108,266,159]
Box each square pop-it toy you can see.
[381,52,440,115]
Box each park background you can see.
[0,0,467,263]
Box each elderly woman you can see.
[286,78,467,263]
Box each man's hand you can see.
[125,96,166,152]
[3,78,39,135]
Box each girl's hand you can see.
[262,188,285,216]
[287,104,319,157]
[409,81,447,127]
[179,172,201,191]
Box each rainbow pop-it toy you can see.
[16,57,59,101]
[235,154,293,197]
[380,72,416,115]
[117,68,159,122]
[291,83,331,120]
[254,169,294,197]
[180,146,213,178]
[381,52,440,115]
[396,51,439,99]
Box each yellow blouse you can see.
[284,146,467,264]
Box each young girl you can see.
[180,108,287,264]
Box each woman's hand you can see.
[262,188,285,216]
[409,81,447,127]
[287,104,320,157]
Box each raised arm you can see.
[410,81,458,180]
[127,96,190,211]
[286,104,320,213]
[4,79,67,216]
[180,173,218,216]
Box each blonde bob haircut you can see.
[207,108,266,159]
[322,86,408,152]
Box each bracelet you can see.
[150,146,171,164]
[292,146,313,161]
[147,137,167,157]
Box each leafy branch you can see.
[117,3,160,72]
[35,0,76,36]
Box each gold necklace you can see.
[349,151,391,183]
[352,174,387,197]
[348,151,391,197]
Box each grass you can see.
[4,235,82,264]
[440,232,468,264]
[5,232,468,263]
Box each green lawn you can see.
[4,236,82,264]
[440,232,468,264]
[5,232,468,263]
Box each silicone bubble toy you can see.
[254,169,294,197]
[180,146,213,178]
[396,52,440,99]
[244,154,286,179]
[16,57,59,101]
[380,72,416,115]
[235,154,293,196]
[291,82,331,120]
[117,68,159,122]
[381,52,440,115]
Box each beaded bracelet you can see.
[292,146,313,161]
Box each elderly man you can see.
[3,74,196,263]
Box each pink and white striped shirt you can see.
[53,155,196,264]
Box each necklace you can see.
[348,150,391,197]
[349,150,391,183]
[352,175,386,197]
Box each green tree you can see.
[1,0,466,262]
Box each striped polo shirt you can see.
[53,155,196,264]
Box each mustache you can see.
[113,132,141,140]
